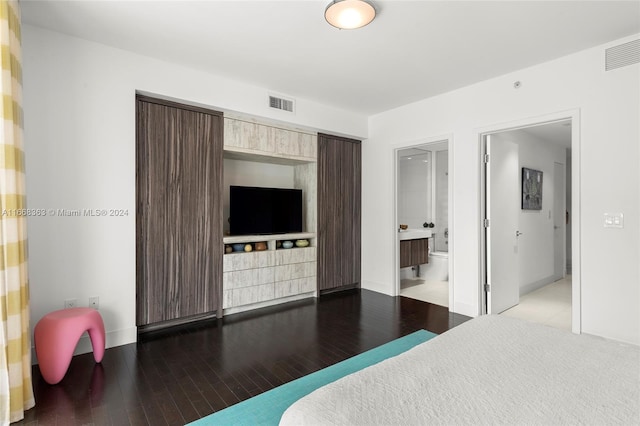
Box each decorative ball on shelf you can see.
[295,239,309,247]
[232,243,245,252]
[225,245,232,254]
[276,240,282,248]
[282,240,294,249]
[244,244,253,252]
[255,241,267,251]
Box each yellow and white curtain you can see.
[0,0,34,423]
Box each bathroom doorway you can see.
[396,140,451,308]
[481,116,578,333]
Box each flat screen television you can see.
[229,186,303,235]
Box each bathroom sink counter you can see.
[398,229,432,241]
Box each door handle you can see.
[516,231,523,237]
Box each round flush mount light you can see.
[325,0,376,30]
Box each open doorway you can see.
[481,117,577,332]
[395,139,451,308]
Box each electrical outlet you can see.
[64,298,77,309]
[89,296,99,310]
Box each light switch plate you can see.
[604,213,623,228]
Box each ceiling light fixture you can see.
[325,0,376,30]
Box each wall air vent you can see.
[269,95,295,113]
[605,39,640,71]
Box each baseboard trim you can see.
[138,312,218,334]
[361,280,394,296]
[223,292,315,316]
[31,326,137,365]
[452,301,478,318]
[520,275,557,296]
[319,283,359,296]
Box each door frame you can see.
[553,161,567,281]
[392,134,454,310]
[478,109,581,334]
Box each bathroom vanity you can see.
[399,229,432,268]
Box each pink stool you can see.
[34,308,105,385]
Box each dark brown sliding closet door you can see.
[317,133,361,293]
[136,95,223,327]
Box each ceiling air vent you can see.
[605,39,640,71]
[269,95,295,113]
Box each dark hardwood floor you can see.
[19,290,470,425]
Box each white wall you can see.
[22,25,367,351]
[363,34,640,344]
[491,130,566,295]
[223,159,295,235]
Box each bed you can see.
[280,315,640,425]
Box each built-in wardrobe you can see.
[317,133,362,293]
[136,95,223,329]
[136,99,362,329]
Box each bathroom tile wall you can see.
[398,152,431,229]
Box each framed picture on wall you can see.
[522,167,543,210]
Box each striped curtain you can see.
[0,0,35,423]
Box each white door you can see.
[553,162,566,280]
[486,136,520,314]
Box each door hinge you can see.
[484,154,489,163]
[484,283,491,292]
[484,218,490,228]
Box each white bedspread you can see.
[280,315,640,425]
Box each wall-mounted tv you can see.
[229,186,303,235]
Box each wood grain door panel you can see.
[136,96,223,326]
[399,240,412,268]
[399,238,429,269]
[411,238,429,266]
[318,134,361,292]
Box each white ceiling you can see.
[21,1,640,115]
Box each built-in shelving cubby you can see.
[222,233,317,314]
[221,117,318,315]
[223,232,316,253]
